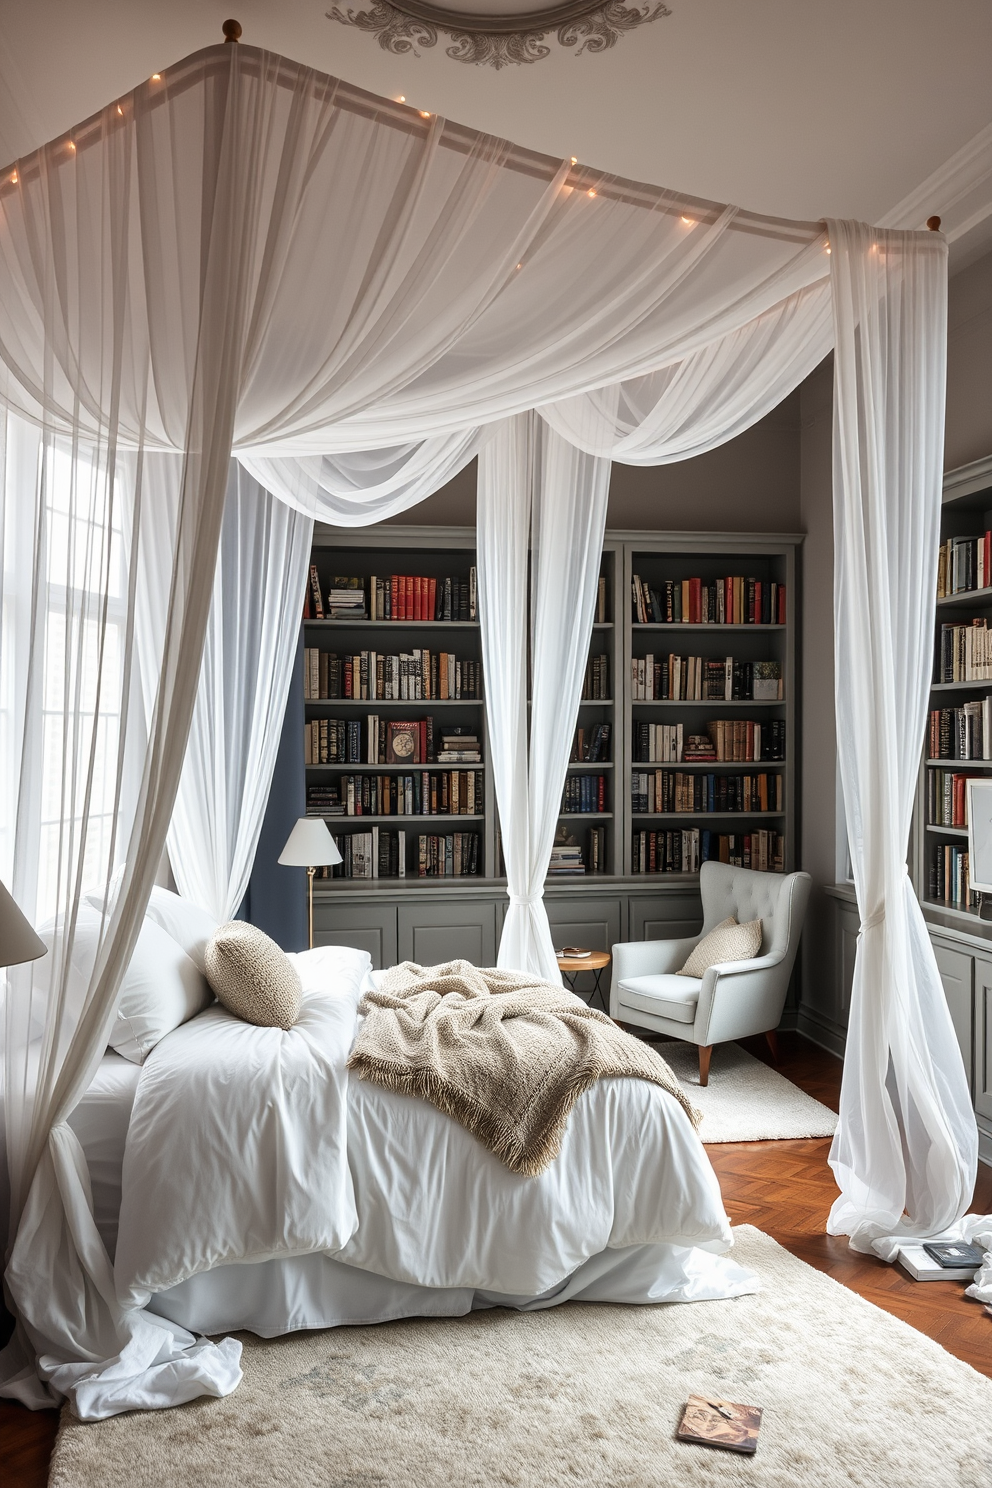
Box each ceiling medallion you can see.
[326,0,671,68]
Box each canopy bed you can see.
[0,32,983,1419]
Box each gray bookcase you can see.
[303,523,801,976]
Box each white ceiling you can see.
[2,0,991,260]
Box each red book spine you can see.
[405,575,413,620]
[689,576,701,625]
[429,576,437,620]
[954,775,966,827]
[419,719,427,765]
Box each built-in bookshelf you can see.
[298,527,798,899]
[915,461,992,930]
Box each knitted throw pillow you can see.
[204,921,302,1029]
[677,915,762,978]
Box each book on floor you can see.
[896,1243,982,1281]
[675,1396,762,1455]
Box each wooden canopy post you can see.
[927,216,942,231]
[223,19,242,42]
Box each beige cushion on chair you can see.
[677,915,762,978]
[616,973,702,1023]
[205,921,302,1030]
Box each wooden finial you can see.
[222,18,242,42]
[926,215,942,232]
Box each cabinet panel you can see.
[312,901,397,969]
[398,900,497,966]
[628,893,703,945]
[974,955,992,1120]
[932,940,974,1094]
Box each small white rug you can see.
[659,1040,838,1142]
[49,1227,992,1488]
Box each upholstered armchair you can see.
[610,860,812,1085]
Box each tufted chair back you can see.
[698,860,810,962]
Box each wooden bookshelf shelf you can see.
[631,698,785,708]
[931,680,992,692]
[926,824,968,837]
[305,618,480,629]
[631,810,786,821]
[926,758,992,767]
[936,586,992,610]
[632,622,786,632]
[314,814,486,825]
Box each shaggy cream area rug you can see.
[49,1228,991,1488]
[660,1041,838,1142]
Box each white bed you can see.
[66,944,755,1340]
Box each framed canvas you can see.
[966,778,992,892]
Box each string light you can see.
[10,171,17,184]
[587,188,596,198]
[570,156,577,165]
[67,140,76,152]
[396,95,406,103]
[117,105,124,116]
[151,73,161,81]
[681,214,694,224]
[420,110,430,118]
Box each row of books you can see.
[928,844,981,908]
[561,775,607,815]
[570,723,612,763]
[631,574,786,626]
[928,702,992,761]
[305,567,478,622]
[318,828,406,879]
[307,769,483,818]
[548,826,607,876]
[631,771,784,815]
[631,720,787,764]
[582,654,610,700]
[938,621,992,683]
[630,655,782,702]
[304,718,480,766]
[936,534,992,599]
[631,829,785,875]
[927,769,974,829]
[303,648,482,701]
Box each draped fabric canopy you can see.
[0,40,977,1419]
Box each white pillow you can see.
[39,904,213,1063]
[143,886,219,975]
[677,915,763,978]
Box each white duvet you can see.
[115,947,734,1311]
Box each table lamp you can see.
[278,818,342,949]
[0,878,47,966]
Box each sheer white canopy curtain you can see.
[0,35,976,1418]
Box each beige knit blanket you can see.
[348,960,700,1177]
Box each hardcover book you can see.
[386,721,421,765]
[675,1396,762,1455]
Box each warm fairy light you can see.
[396,95,406,103]
[516,262,522,270]
[420,110,430,118]
[10,171,17,184]
[570,156,577,164]
[151,73,161,81]
[67,140,76,152]
[681,214,694,224]
[587,188,596,198]
[117,105,124,116]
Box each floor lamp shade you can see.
[0,878,47,966]
[278,818,342,869]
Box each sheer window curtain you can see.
[137,461,313,923]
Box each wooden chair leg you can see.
[698,1044,713,1086]
[765,1029,780,1063]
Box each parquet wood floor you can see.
[3,1032,991,1486]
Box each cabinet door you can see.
[628,892,703,944]
[398,900,497,966]
[544,897,622,956]
[973,955,992,1121]
[932,941,974,1096]
[312,900,397,969]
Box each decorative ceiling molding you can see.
[879,121,992,243]
[326,0,671,67]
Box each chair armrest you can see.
[693,952,789,1046]
[612,937,701,982]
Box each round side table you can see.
[556,949,611,1013]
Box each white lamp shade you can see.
[278,817,343,868]
[0,878,47,967]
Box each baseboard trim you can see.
[796,1005,848,1059]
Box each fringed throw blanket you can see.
[348,960,700,1176]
